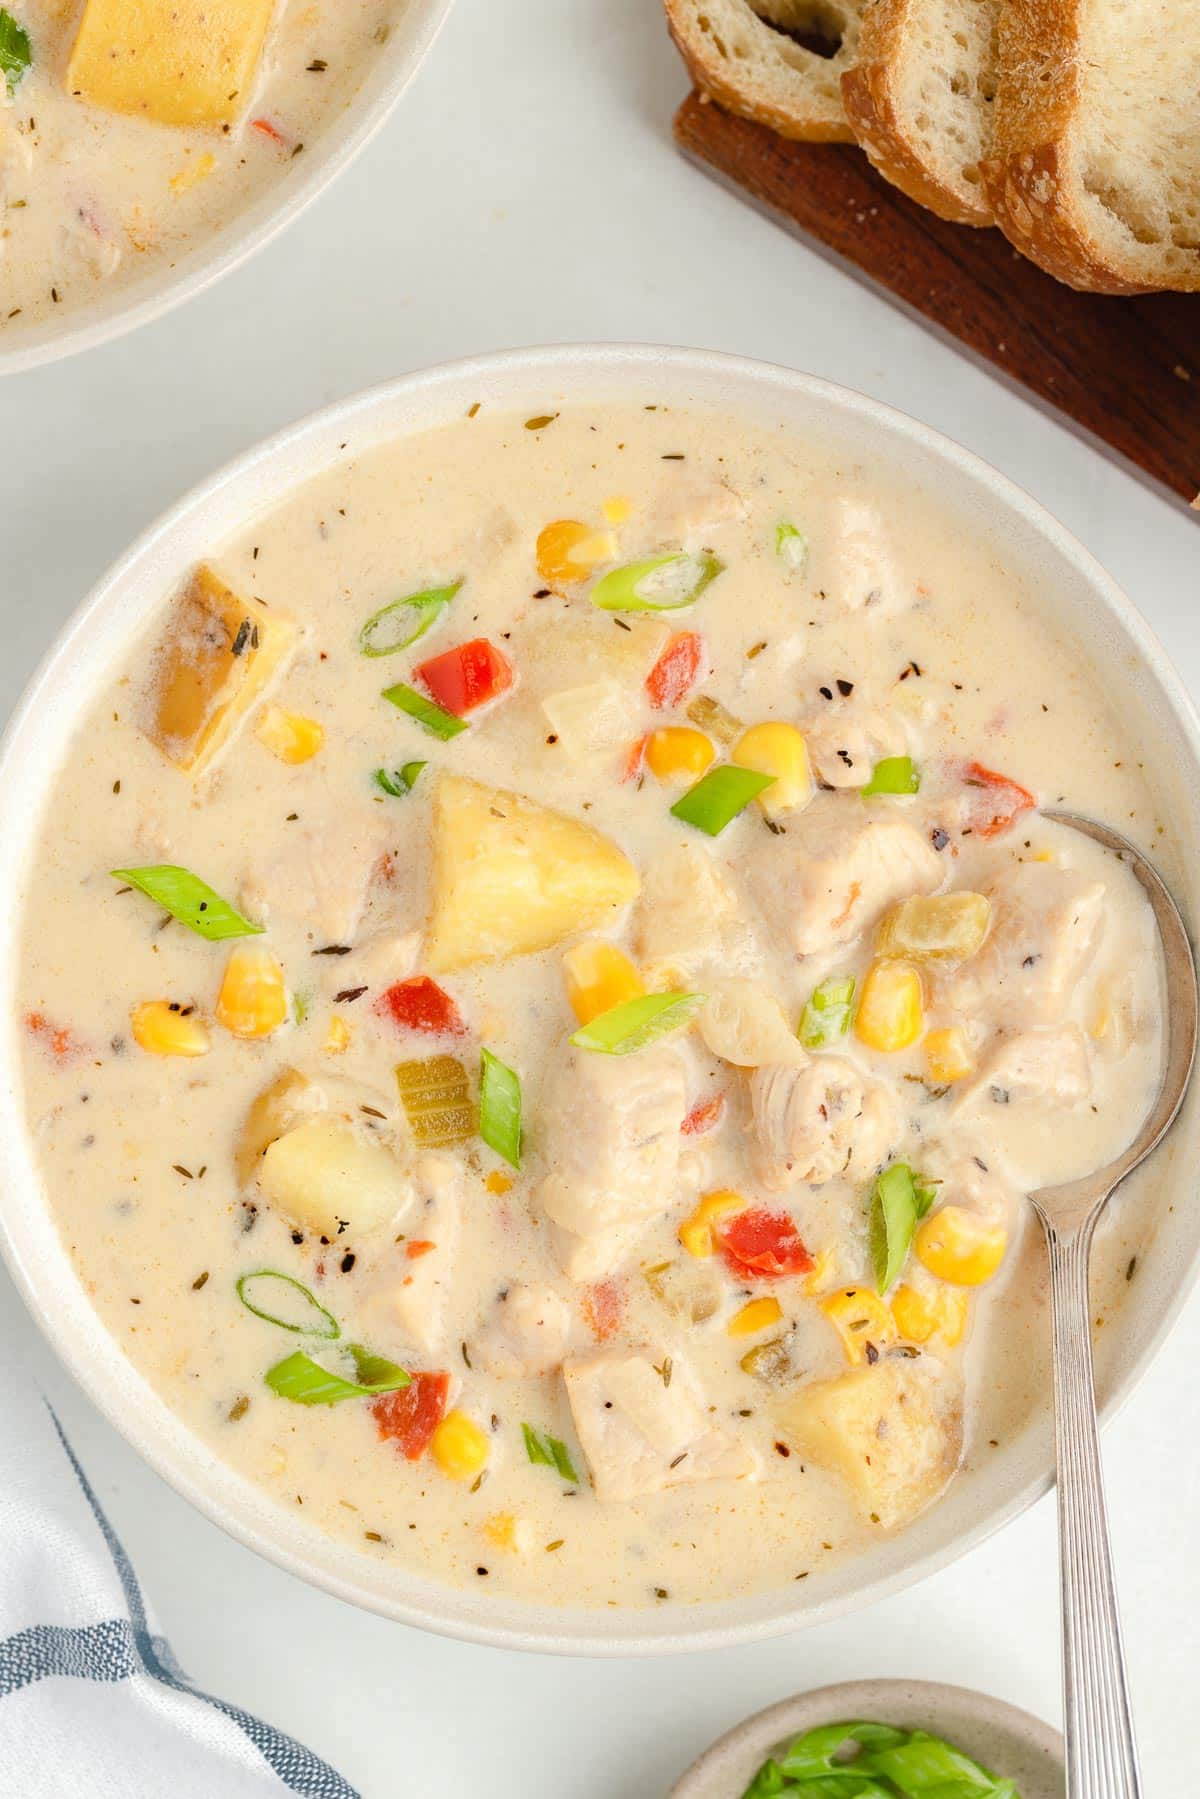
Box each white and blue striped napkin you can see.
[0,1356,358,1798]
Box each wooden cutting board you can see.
[674,90,1200,518]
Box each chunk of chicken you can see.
[240,809,392,945]
[802,698,909,790]
[537,1047,687,1280]
[750,1055,901,1188]
[748,794,943,958]
[390,1154,463,1353]
[937,864,1105,1026]
[919,1143,1019,1230]
[963,1026,1092,1113]
[319,927,420,1000]
[806,496,908,616]
[473,1283,572,1377]
[644,476,746,547]
[564,1348,756,1502]
[634,841,761,986]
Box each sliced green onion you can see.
[797,975,856,1049]
[382,682,467,740]
[236,1271,340,1339]
[522,1422,579,1483]
[870,1162,935,1294]
[591,551,723,613]
[862,755,920,796]
[0,9,31,96]
[742,1718,1016,1799]
[570,991,706,1055]
[374,759,427,797]
[775,521,808,573]
[112,865,263,940]
[358,581,461,658]
[670,764,774,835]
[480,1048,522,1169]
[265,1343,410,1406]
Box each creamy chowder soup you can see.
[0,0,396,334]
[19,404,1166,1610]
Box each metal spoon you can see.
[1031,812,1197,1797]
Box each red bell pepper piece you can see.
[717,1207,813,1279]
[377,975,466,1036]
[962,761,1036,838]
[681,1093,725,1137]
[646,631,705,710]
[372,1370,450,1461]
[414,638,514,717]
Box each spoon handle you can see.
[1045,1216,1142,1798]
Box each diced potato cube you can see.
[773,1356,963,1529]
[876,892,990,961]
[67,0,275,128]
[235,1068,312,1186]
[143,565,296,776]
[258,1117,412,1238]
[425,775,640,973]
[541,679,630,760]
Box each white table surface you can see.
[4,1,1199,1793]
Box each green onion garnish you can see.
[358,581,461,658]
[374,759,427,797]
[480,1048,522,1169]
[236,1271,340,1339]
[862,755,920,796]
[870,1162,938,1294]
[570,991,706,1056]
[0,9,31,96]
[743,1718,1018,1797]
[522,1422,579,1483]
[265,1343,410,1407]
[669,764,774,835]
[111,865,263,940]
[775,521,808,573]
[382,682,467,740]
[797,975,856,1049]
[591,551,723,613]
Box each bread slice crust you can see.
[983,0,1200,294]
[841,0,997,226]
[664,0,866,143]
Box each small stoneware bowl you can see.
[671,1678,1065,1798]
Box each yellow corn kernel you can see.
[484,1512,533,1554]
[215,945,288,1040]
[255,706,324,765]
[322,1015,351,1055]
[821,1286,898,1365]
[566,528,619,567]
[728,1296,783,1337]
[803,1247,837,1296]
[169,151,215,193]
[915,1206,1007,1287]
[855,959,924,1052]
[891,1282,969,1347]
[431,1409,490,1481]
[679,1189,745,1259]
[602,496,632,525]
[130,1000,209,1058]
[536,519,593,588]
[731,722,812,818]
[645,726,715,783]
[562,940,644,1026]
[1033,848,1054,863]
[486,1169,514,1195]
[924,1026,974,1084]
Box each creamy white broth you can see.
[0,0,395,334]
[19,404,1165,1608]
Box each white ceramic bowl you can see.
[0,0,454,375]
[671,1679,1064,1797]
[1,345,1197,1655]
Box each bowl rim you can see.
[0,0,455,377]
[2,341,1198,1656]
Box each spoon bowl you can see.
[1028,811,1197,1798]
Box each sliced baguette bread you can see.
[840,0,1000,225]
[664,0,867,142]
[983,0,1200,293]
